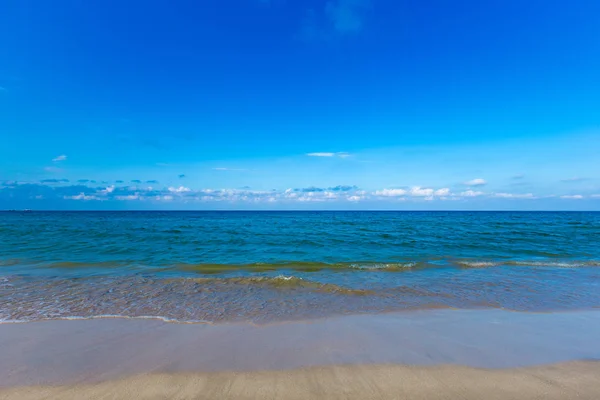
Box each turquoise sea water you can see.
[1,211,599,323]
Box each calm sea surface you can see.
[1,211,599,323]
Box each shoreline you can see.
[2,309,600,388]
[2,361,600,399]
[3,305,600,327]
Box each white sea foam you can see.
[349,263,416,270]
[456,261,501,268]
[274,275,298,281]
[0,315,213,325]
[509,260,600,268]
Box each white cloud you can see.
[307,152,335,157]
[168,186,191,193]
[374,187,450,199]
[297,195,326,202]
[64,193,98,201]
[409,187,434,197]
[52,155,67,162]
[560,177,586,182]
[15,180,598,207]
[98,185,115,195]
[461,190,485,197]
[115,195,139,201]
[463,178,487,187]
[374,188,406,197]
[306,152,350,158]
[493,193,535,199]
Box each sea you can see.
[1,211,599,323]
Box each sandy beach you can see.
[3,361,600,400]
[2,309,600,399]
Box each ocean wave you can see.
[13,260,426,273]
[454,259,600,269]
[349,262,417,270]
[506,260,600,268]
[0,259,22,267]
[3,258,600,274]
[180,275,375,295]
[454,261,503,268]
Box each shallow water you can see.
[1,211,599,322]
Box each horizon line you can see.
[1,209,598,213]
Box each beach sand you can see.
[2,309,600,399]
[2,361,600,400]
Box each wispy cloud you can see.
[460,190,485,197]
[329,185,358,191]
[115,195,139,201]
[295,185,358,193]
[52,155,67,162]
[463,178,487,187]
[131,180,142,184]
[64,193,100,201]
[299,0,370,41]
[306,152,350,158]
[306,152,335,157]
[493,193,535,199]
[0,86,7,92]
[146,180,159,184]
[374,187,452,198]
[44,166,63,173]
[512,174,525,180]
[168,186,191,193]
[560,177,586,182]
[41,179,70,184]
[510,181,531,187]
[212,167,248,171]
[325,0,370,35]
[560,194,584,199]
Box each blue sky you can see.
[1,0,599,210]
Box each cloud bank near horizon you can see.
[1,180,597,209]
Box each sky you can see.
[0,0,599,210]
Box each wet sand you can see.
[2,309,600,399]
